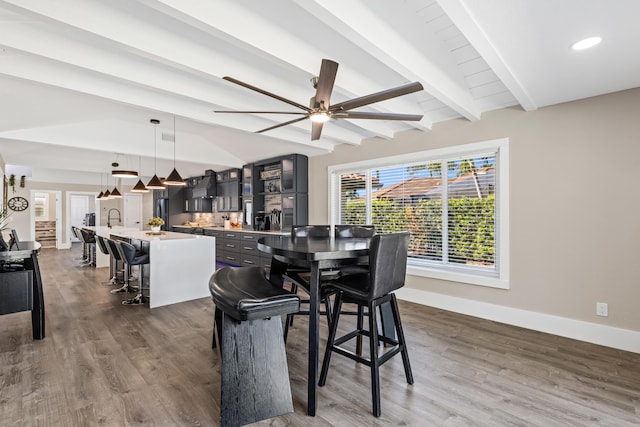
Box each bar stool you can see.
[116,240,149,305]
[209,266,299,427]
[319,232,414,417]
[79,229,96,267]
[71,226,88,263]
[107,239,132,294]
[280,225,336,342]
[96,235,122,286]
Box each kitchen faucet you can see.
[107,208,122,228]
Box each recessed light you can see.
[571,36,602,51]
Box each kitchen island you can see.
[94,228,215,309]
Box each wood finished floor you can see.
[1,245,639,426]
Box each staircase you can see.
[35,221,56,248]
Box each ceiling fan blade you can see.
[313,59,338,109]
[311,121,324,140]
[334,111,423,121]
[214,110,307,115]
[256,116,309,134]
[330,81,424,112]
[222,76,311,112]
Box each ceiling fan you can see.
[215,59,424,140]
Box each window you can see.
[329,138,509,289]
[34,193,49,220]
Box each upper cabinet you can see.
[216,168,241,212]
[184,174,214,212]
[254,154,308,195]
[251,154,308,231]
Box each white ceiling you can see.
[1,0,638,184]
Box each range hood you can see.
[192,174,216,198]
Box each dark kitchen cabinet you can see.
[216,168,241,212]
[242,164,253,197]
[252,154,308,231]
[183,175,214,213]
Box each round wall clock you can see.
[8,196,29,211]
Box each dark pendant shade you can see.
[146,174,166,190]
[103,189,111,199]
[164,168,185,186]
[110,187,123,198]
[112,170,138,178]
[96,191,104,199]
[131,179,149,193]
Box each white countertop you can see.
[109,230,213,242]
[84,226,140,238]
[172,225,288,235]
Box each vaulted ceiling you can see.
[0,0,638,183]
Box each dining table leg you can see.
[307,261,320,416]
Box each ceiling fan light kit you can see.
[215,58,424,140]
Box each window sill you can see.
[406,264,509,290]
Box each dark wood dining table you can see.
[257,235,371,416]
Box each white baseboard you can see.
[396,288,640,354]
[57,242,72,249]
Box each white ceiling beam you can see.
[0,50,339,151]
[0,0,358,146]
[437,0,537,111]
[134,0,421,138]
[295,0,481,122]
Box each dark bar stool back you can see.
[79,229,96,267]
[107,239,131,294]
[116,241,149,305]
[281,225,335,342]
[319,232,414,417]
[95,236,117,286]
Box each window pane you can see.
[446,156,495,269]
[338,172,366,225]
[370,163,443,261]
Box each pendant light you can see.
[96,172,104,199]
[146,119,166,190]
[163,115,185,186]
[131,155,149,193]
[110,174,122,199]
[111,153,138,178]
[103,188,111,199]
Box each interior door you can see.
[124,194,143,230]
[70,195,89,242]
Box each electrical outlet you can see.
[596,302,608,317]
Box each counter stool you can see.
[116,241,149,305]
[79,229,96,267]
[107,239,133,294]
[96,235,123,286]
[319,232,414,417]
[209,266,300,427]
[71,226,88,263]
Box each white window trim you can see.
[328,138,510,289]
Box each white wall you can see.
[309,88,640,352]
